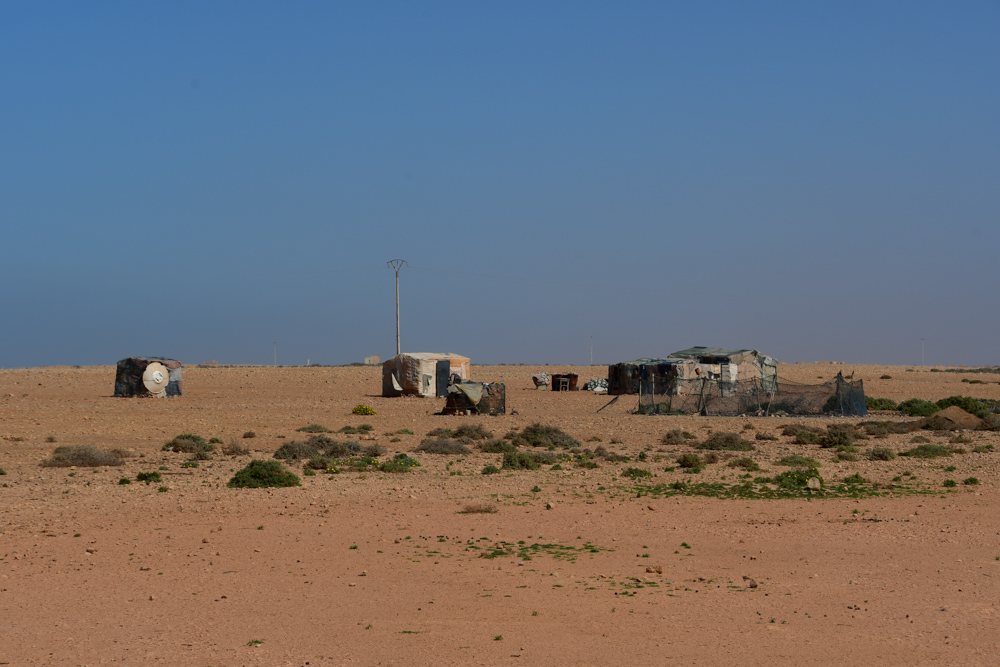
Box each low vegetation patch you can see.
[41,445,128,467]
[897,399,940,417]
[352,404,377,416]
[162,434,215,454]
[222,440,250,456]
[296,424,333,433]
[774,454,819,467]
[866,397,898,411]
[136,471,162,484]
[661,430,697,445]
[228,460,301,488]
[452,424,493,440]
[459,503,498,514]
[728,457,760,471]
[621,467,652,480]
[510,423,580,449]
[479,439,517,454]
[338,424,374,435]
[676,453,702,470]
[415,438,470,455]
[242,430,256,439]
[378,453,420,473]
[754,432,778,441]
[900,444,953,459]
[482,465,500,475]
[867,447,896,461]
[697,433,753,451]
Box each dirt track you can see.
[2,363,999,665]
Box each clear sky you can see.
[2,2,998,368]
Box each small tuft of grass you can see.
[41,445,127,467]
[621,467,652,480]
[459,503,498,514]
[136,471,161,484]
[296,424,332,433]
[242,430,256,439]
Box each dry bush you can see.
[426,427,453,438]
[416,438,470,455]
[697,433,754,451]
[242,431,256,439]
[459,503,498,514]
[479,439,517,454]
[453,424,493,440]
[273,440,323,460]
[222,440,250,456]
[162,434,215,454]
[754,432,778,441]
[511,423,580,449]
[296,424,333,433]
[42,445,127,467]
[661,430,696,445]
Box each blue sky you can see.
[2,2,998,368]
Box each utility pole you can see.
[590,336,593,365]
[273,341,277,367]
[387,259,408,356]
[921,338,925,366]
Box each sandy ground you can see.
[2,363,1000,666]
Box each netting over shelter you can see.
[637,369,867,417]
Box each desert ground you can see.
[2,362,1000,666]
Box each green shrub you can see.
[228,460,301,488]
[880,374,892,380]
[773,467,823,489]
[697,433,753,451]
[793,431,821,445]
[950,434,972,444]
[136,472,162,484]
[415,438,470,455]
[479,439,517,454]
[41,445,127,467]
[754,432,778,441]
[843,473,866,485]
[727,457,760,471]
[935,396,989,419]
[775,454,819,467]
[963,477,979,485]
[163,434,215,454]
[118,477,130,485]
[378,454,420,473]
[820,428,854,449]
[296,424,333,433]
[482,465,500,475]
[396,429,415,435]
[303,456,336,470]
[942,479,957,488]
[208,437,223,444]
[621,467,652,479]
[502,451,542,470]
[339,424,374,435]
[426,427,453,438]
[352,404,377,415]
[910,435,930,443]
[972,444,994,453]
[866,397,898,411]
[897,399,940,417]
[867,447,896,461]
[861,421,911,437]
[676,453,703,470]
[511,423,580,449]
[900,444,952,459]
[661,430,696,445]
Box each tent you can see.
[114,357,182,397]
[381,353,471,398]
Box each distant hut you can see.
[382,353,471,398]
[114,357,182,397]
[442,379,506,415]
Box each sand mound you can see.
[916,405,986,431]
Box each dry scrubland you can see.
[2,362,1000,665]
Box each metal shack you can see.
[382,353,471,398]
[114,357,183,397]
